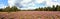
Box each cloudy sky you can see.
[0,0,60,10]
[0,0,8,8]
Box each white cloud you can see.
[20,0,32,7]
[20,7,37,10]
[21,0,32,3]
[46,0,60,7]
[8,0,16,7]
[34,0,44,3]
[54,0,57,1]
[8,0,60,10]
[0,4,7,8]
[0,4,4,8]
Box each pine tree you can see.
[9,6,20,12]
[3,6,10,12]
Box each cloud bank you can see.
[8,0,60,10]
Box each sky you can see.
[0,0,60,10]
[0,0,8,8]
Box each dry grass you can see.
[0,11,60,19]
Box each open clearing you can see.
[0,11,60,19]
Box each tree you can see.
[52,5,56,11]
[0,8,3,12]
[9,6,20,12]
[35,7,41,11]
[2,6,20,12]
[44,7,52,11]
[35,7,44,11]
[56,5,60,11]
[3,6,10,12]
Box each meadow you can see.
[0,11,60,19]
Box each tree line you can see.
[0,5,60,12]
[0,6,20,12]
[35,5,60,11]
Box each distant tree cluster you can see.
[35,5,60,11]
[0,5,60,12]
[0,6,20,12]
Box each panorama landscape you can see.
[0,0,60,19]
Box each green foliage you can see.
[56,5,60,11]
[35,7,44,11]
[9,6,20,12]
[35,5,60,11]
[3,6,11,12]
[0,6,20,12]
[0,9,3,12]
[52,5,56,11]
